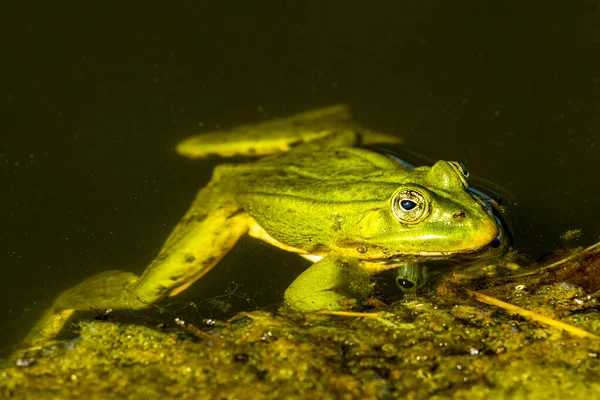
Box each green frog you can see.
[24,105,506,347]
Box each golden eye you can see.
[391,189,429,224]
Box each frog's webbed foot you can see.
[284,255,373,312]
[176,104,400,159]
[23,270,141,347]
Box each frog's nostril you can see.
[453,210,466,221]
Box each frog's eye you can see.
[391,189,429,224]
[448,161,469,187]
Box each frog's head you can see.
[340,160,501,260]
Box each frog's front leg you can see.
[284,255,374,312]
[23,185,249,347]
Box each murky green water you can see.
[2,1,599,385]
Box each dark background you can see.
[2,1,599,351]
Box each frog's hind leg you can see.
[176,105,351,158]
[23,184,249,347]
[176,104,401,159]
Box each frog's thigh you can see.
[284,256,371,312]
[24,205,248,346]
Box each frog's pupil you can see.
[400,200,417,210]
[460,164,469,176]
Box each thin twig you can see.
[316,310,384,318]
[184,323,226,347]
[511,241,600,278]
[467,289,600,340]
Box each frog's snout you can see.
[450,206,500,251]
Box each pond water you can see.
[2,2,599,362]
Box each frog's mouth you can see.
[402,210,508,259]
[375,233,506,264]
[335,216,507,261]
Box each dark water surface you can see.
[2,2,599,351]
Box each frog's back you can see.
[214,147,417,203]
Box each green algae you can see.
[2,251,600,399]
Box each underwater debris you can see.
[3,243,600,399]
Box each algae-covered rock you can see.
[2,251,600,399]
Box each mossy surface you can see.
[2,252,600,399]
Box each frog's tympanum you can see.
[24,105,507,347]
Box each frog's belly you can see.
[247,218,316,256]
[247,218,399,272]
